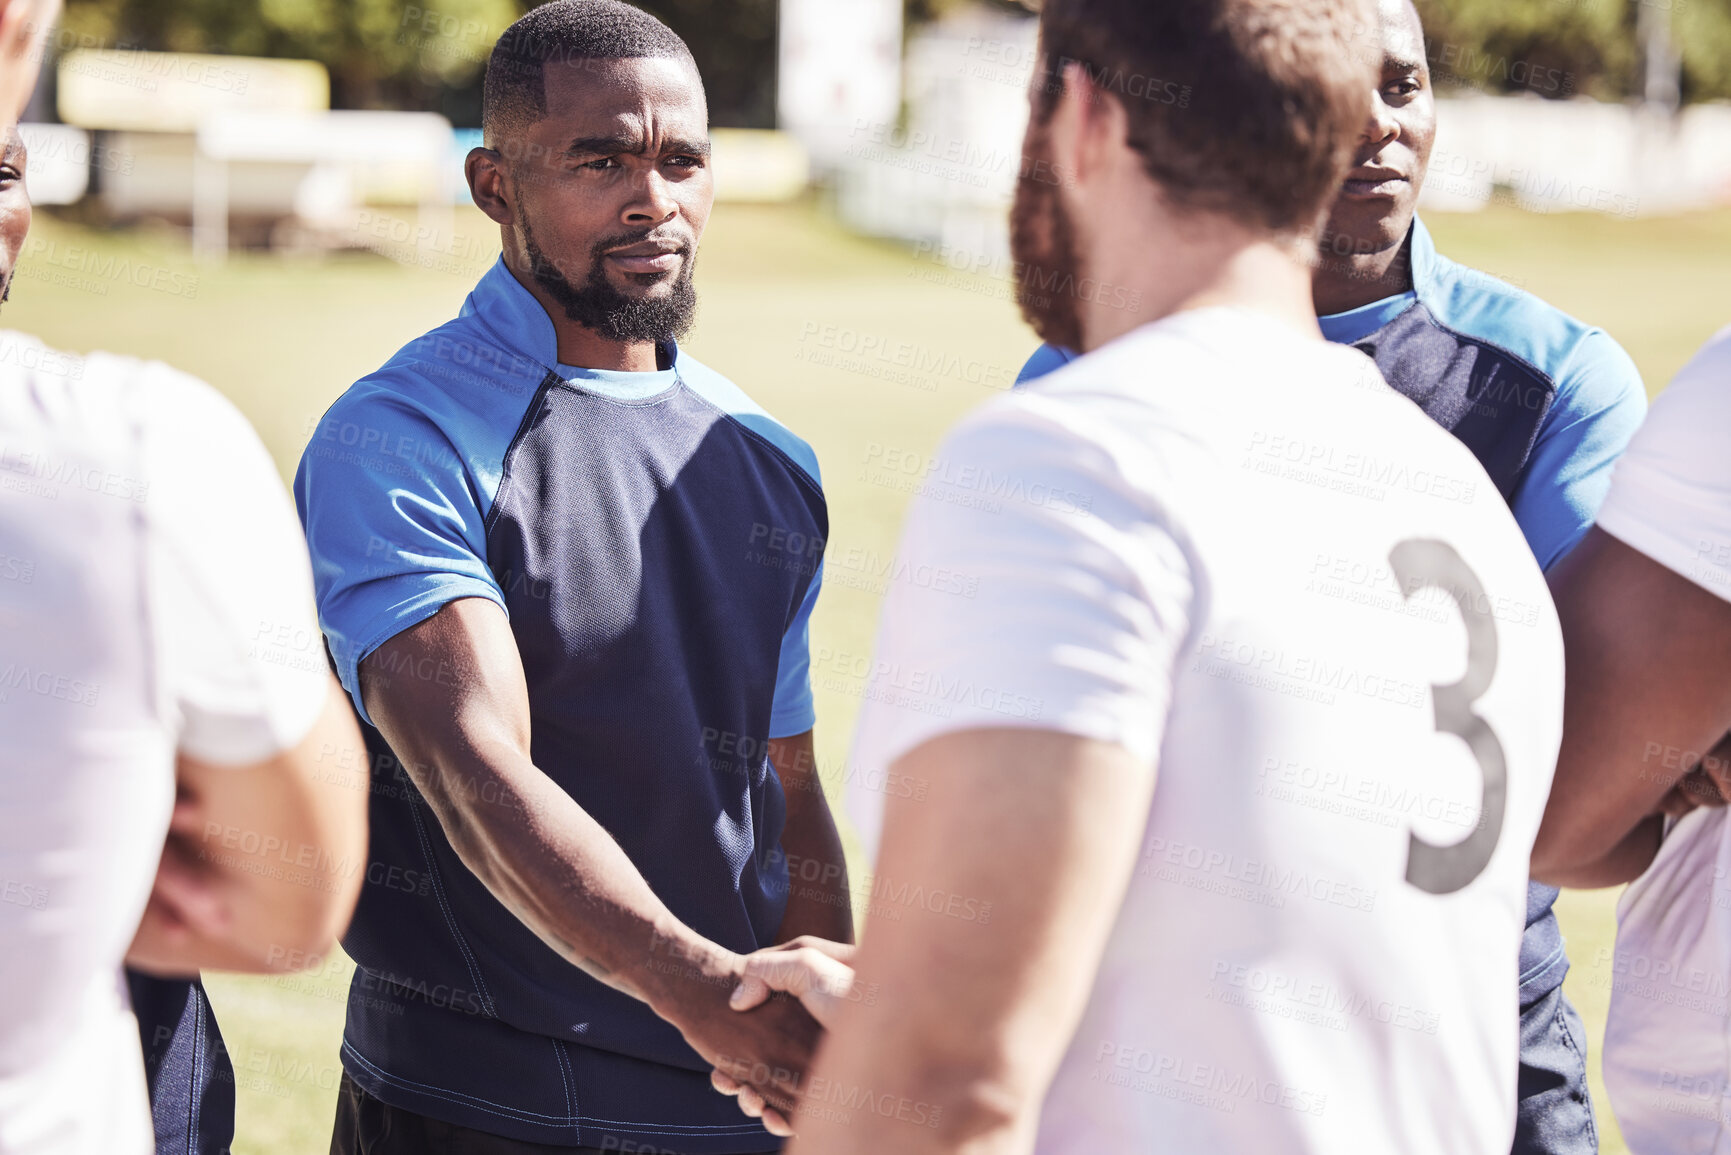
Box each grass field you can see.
[11,197,1728,1154]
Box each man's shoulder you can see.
[1420,247,1643,405]
[676,350,822,490]
[371,311,551,416]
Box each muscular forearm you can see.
[359,600,820,1112]
[414,738,735,1008]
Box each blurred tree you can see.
[55,0,780,125]
[51,0,1731,121]
[905,0,1028,22]
[1414,0,1731,103]
[632,0,777,127]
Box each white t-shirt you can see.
[0,332,328,1155]
[846,308,1565,1154]
[1597,323,1731,601]
[1592,325,1731,1154]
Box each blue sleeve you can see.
[1016,343,1079,386]
[1511,329,1648,572]
[294,387,505,725]
[769,560,822,738]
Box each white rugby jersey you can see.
[0,332,327,1154]
[847,307,1565,1154]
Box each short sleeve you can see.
[1597,326,1731,603]
[139,365,329,765]
[1510,329,1647,571]
[844,399,1194,860]
[294,386,505,725]
[768,560,821,738]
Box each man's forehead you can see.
[539,55,707,125]
[1379,0,1427,70]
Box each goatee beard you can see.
[521,215,698,348]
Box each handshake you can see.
[655,935,859,1139]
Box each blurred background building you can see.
[15,0,1731,262]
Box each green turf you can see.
[12,199,1727,1153]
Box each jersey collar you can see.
[461,255,682,392]
[1408,215,1443,305]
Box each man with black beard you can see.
[295,4,849,1152]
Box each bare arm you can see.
[1532,529,1731,885]
[126,678,369,975]
[358,597,818,1109]
[770,730,854,945]
[785,728,1156,1155]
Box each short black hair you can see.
[482,1,697,145]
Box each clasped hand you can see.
[708,936,858,1137]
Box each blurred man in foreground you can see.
[997,4,1647,1148]
[0,3,369,1151]
[731,0,1567,1150]
[297,3,847,1151]
[1529,327,1731,1154]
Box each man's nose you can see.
[1362,95,1400,152]
[625,170,680,226]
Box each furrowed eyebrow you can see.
[562,134,711,159]
[1385,52,1428,75]
[564,135,642,157]
[664,138,711,159]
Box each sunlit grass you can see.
[13,199,1726,1154]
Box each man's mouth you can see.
[605,240,687,275]
[1342,168,1409,199]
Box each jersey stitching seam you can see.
[1374,303,1561,487]
[680,387,826,502]
[340,1040,769,1133]
[404,798,498,1017]
[552,1038,578,1140]
[483,371,561,539]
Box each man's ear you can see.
[1056,62,1125,195]
[466,146,513,226]
[1044,62,1117,210]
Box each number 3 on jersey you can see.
[1391,539,1507,895]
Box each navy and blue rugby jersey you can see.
[295,257,825,1151]
[1018,215,1647,1011]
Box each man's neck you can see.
[506,257,663,372]
[1311,234,1415,317]
[1079,224,1323,352]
